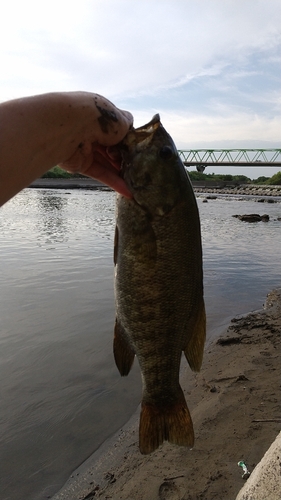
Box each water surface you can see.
[0,189,280,499]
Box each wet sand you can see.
[52,289,281,500]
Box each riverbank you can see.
[52,289,281,500]
[29,178,281,199]
[29,178,109,190]
[192,183,281,198]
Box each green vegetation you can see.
[188,170,281,185]
[42,167,281,185]
[42,166,85,178]
[252,176,270,184]
[187,171,251,183]
[265,171,281,185]
[252,171,281,185]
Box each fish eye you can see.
[159,145,174,160]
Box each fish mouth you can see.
[118,113,162,180]
[135,113,161,133]
[123,114,161,150]
[112,115,157,196]
[116,115,161,154]
[107,114,161,187]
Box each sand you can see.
[52,289,280,500]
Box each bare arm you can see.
[0,92,133,206]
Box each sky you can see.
[1,0,280,179]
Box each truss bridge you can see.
[178,149,281,169]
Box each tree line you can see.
[187,171,281,185]
[42,166,281,185]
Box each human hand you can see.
[59,94,133,198]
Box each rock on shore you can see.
[235,431,281,500]
[193,184,281,198]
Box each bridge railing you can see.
[178,149,281,167]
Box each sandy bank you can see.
[52,289,280,500]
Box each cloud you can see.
[0,0,280,176]
[165,112,281,148]
[1,0,280,99]
[126,105,279,145]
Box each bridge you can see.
[178,149,281,169]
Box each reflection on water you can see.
[36,192,69,244]
[199,195,281,333]
[0,189,280,500]
[198,198,281,328]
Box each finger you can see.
[92,144,122,171]
[98,172,132,198]
[93,96,133,146]
[119,109,133,127]
[81,150,132,198]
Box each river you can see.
[0,188,280,500]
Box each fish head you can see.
[119,114,187,217]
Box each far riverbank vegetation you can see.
[42,166,85,179]
[42,167,281,185]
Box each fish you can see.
[113,114,206,454]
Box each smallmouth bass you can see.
[113,114,206,454]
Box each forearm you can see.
[0,92,131,206]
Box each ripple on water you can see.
[0,189,280,500]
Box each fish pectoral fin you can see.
[184,299,206,372]
[113,319,135,376]
[139,387,194,455]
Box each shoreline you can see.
[28,179,281,199]
[28,178,110,190]
[52,289,281,500]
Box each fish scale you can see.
[113,114,206,454]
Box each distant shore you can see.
[29,178,281,198]
[52,289,281,500]
[29,178,109,190]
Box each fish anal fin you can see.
[113,319,135,376]
[139,388,194,454]
[184,299,206,372]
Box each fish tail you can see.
[139,387,194,454]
